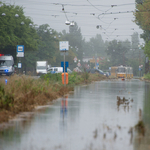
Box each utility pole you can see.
[64,51,66,86]
[95,52,97,69]
[145,57,149,74]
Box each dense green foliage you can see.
[106,40,130,66]
[0,85,14,110]
[136,0,145,3]
[40,72,82,85]
[0,2,39,60]
[143,73,150,80]
[134,0,150,60]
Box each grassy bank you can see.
[0,72,107,124]
[143,73,150,80]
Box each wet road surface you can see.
[0,79,150,150]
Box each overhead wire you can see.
[14,0,135,7]
[3,0,143,42]
[86,0,103,12]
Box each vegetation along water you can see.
[0,72,107,125]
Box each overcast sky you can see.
[2,0,144,43]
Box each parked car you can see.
[67,68,72,73]
[48,67,72,74]
[73,67,82,72]
[86,69,106,76]
[48,67,63,74]
[104,71,110,77]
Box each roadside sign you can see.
[77,62,81,67]
[74,56,77,63]
[17,45,24,57]
[17,52,24,57]
[59,41,69,51]
[61,61,69,72]
[18,63,22,68]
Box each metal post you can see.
[95,54,96,69]
[64,51,66,86]
[95,52,97,69]
[19,58,21,74]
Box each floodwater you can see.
[0,79,150,150]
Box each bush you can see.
[81,72,89,83]
[143,73,150,80]
[40,73,62,83]
[0,85,14,110]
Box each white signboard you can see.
[18,63,22,68]
[59,41,69,51]
[17,52,24,57]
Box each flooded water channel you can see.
[0,79,150,150]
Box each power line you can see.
[13,1,135,7]
[86,0,103,12]
[98,10,150,16]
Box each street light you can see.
[21,21,24,25]
[44,29,47,33]
[0,4,3,7]
[96,25,102,29]
[2,13,6,16]
[29,23,33,27]
[15,14,19,17]
[65,20,70,25]
[70,21,75,27]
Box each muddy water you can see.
[0,79,150,150]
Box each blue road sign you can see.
[61,61,69,72]
[17,45,24,52]
[17,45,24,57]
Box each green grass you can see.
[143,73,150,80]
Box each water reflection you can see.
[60,96,68,131]
[0,79,150,150]
[60,96,68,119]
[133,81,150,150]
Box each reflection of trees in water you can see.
[67,86,81,123]
[0,113,34,147]
[133,83,150,150]
[143,84,150,127]
[59,96,68,134]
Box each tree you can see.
[136,0,145,4]
[134,0,150,66]
[131,32,139,51]
[0,2,39,61]
[68,22,83,61]
[22,24,59,72]
[89,34,106,57]
[36,24,58,63]
[134,0,150,31]
[106,40,130,66]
